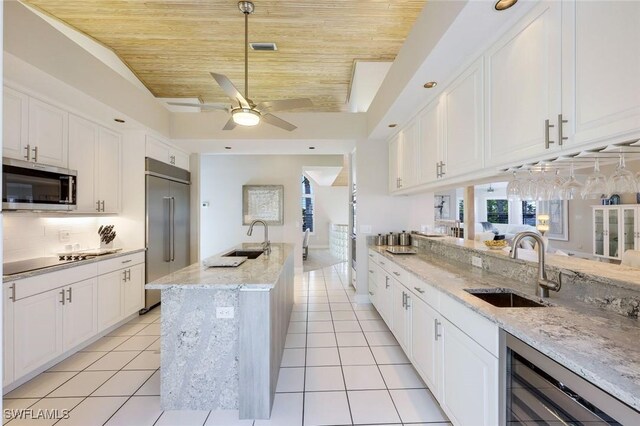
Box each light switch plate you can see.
[216,307,234,319]
[471,256,483,268]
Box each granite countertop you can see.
[3,248,147,282]
[145,243,293,291]
[369,242,640,411]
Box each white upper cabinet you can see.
[68,115,122,213]
[146,134,190,171]
[389,132,402,192]
[401,120,420,189]
[441,58,484,178]
[418,98,442,184]
[561,1,640,149]
[485,1,562,168]
[3,87,29,161]
[28,97,69,167]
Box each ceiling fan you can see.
[169,1,313,131]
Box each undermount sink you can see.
[464,289,548,308]
[223,249,264,260]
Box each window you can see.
[458,199,464,222]
[522,201,537,226]
[486,199,509,224]
[301,176,314,232]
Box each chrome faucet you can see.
[247,219,271,254]
[509,231,561,298]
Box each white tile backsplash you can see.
[3,215,130,262]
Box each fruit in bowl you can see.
[484,240,508,250]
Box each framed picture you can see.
[242,185,284,225]
[538,200,569,241]
[434,195,451,220]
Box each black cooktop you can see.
[3,257,78,276]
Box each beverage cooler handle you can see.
[163,197,172,262]
[170,197,176,262]
[68,177,74,204]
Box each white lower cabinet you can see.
[62,278,98,351]
[98,263,144,332]
[392,279,411,353]
[410,297,440,397]
[123,264,144,316]
[3,283,15,387]
[440,317,499,426]
[13,287,64,380]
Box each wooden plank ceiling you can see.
[22,0,426,112]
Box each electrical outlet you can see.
[216,307,235,319]
[471,256,483,268]
[59,229,71,243]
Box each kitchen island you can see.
[145,243,294,419]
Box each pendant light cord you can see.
[244,11,249,101]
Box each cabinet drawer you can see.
[98,252,145,275]
[409,277,441,310]
[385,261,408,284]
[439,294,499,357]
[12,263,98,300]
[367,250,380,264]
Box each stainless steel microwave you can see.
[2,158,77,211]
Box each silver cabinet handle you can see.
[24,144,31,161]
[405,295,411,310]
[414,286,425,294]
[379,260,385,265]
[67,177,74,204]
[398,177,402,188]
[32,146,38,162]
[163,197,172,262]
[127,269,131,281]
[121,259,132,264]
[385,276,390,288]
[66,287,72,303]
[100,200,105,212]
[557,114,568,146]
[393,271,401,277]
[544,119,555,149]
[436,162,440,178]
[369,291,374,296]
[402,291,406,308]
[439,161,446,177]
[434,318,441,340]
[170,197,176,261]
[369,269,374,273]
[122,270,128,282]
[9,284,16,302]
[60,289,66,305]
[96,200,101,212]
[368,253,374,258]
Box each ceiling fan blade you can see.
[222,116,237,131]
[210,73,250,108]
[168,102,228,111]
[261,113,297,131]
[256,98,313,112]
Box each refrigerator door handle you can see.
[170,197,176,262]
[163,196,172,262]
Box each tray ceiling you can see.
[23,0,427,112]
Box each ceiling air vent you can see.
[250,42,277,51]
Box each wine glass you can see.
[608,154,638,195]
[562,163,583,200]
[506,171,521,201]
[582,158,609,200]
[549,169,566,200]
[521,170,537,201]
[536,169,552,201]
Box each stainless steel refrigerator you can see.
[144,158,190,312]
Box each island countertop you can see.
[145,242,293,290]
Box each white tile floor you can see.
[3,263,450,425]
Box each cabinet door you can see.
[622,207,637,254]
[123,264,144,317]
[440,318,499,426]
[442,58,484,178]
[607,208,620,259]
[379,271,393,327]
[388,134,401,192]
[485,1,562,167]
[28,98,68,167]
[146,135,170,163]
[97,127,122,213]
[62,278,98,351]
[410,298,440,398]
[68,115,98,212]
[97,270,123,331]
[418,98,442,184]
[172,149,190,171]
[3,87,29,161]
[562,1,640,148]
[593,208,605,257]
[4,283,15,386]
[391,280,408,351]
[368,262,378,309]
[14,289,64,379]
[400,121,419,189]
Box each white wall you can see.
[308,184,349,248]
[199,155,344,270]
[355,137,434,297]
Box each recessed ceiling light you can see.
[309,147,316,150]
[224,146,232,150]
[114,118,125,123]
[388,124,397,128]
[423,81,437,89]
[494,0,517,11]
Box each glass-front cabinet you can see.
[593,205,639,260]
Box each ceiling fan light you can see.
[232,109,260,126]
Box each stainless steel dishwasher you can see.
[503,332,639,425]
